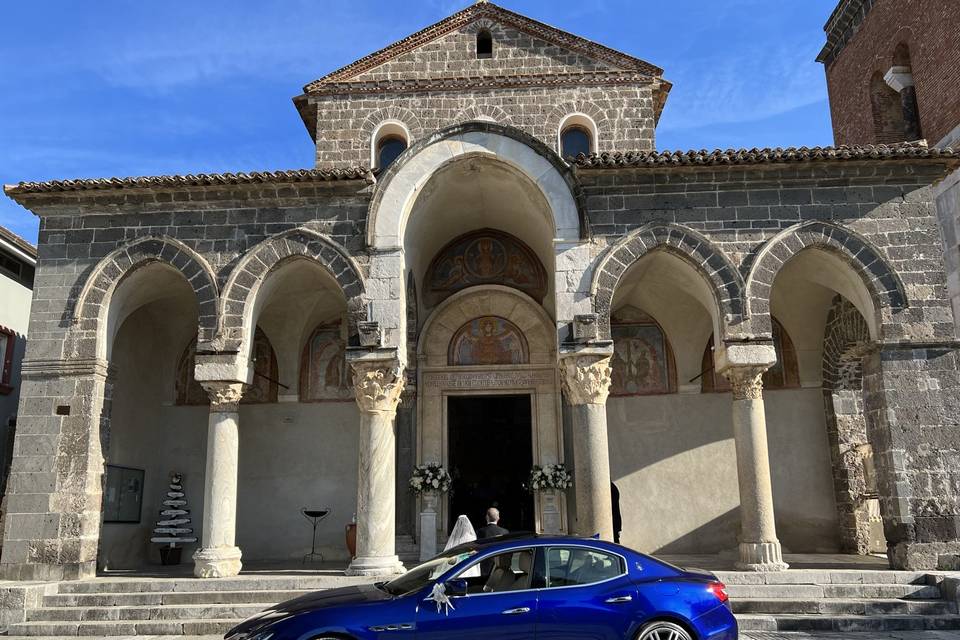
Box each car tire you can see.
[636,620,694,640]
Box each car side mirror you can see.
[445,578,469,597]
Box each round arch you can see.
[418,285,556,367]
[218,227,366,354]
[746,221,907,338]
[72,235,218,360]
[367,122,588,249]
[592,223,743,341]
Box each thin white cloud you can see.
[657,36,828,134]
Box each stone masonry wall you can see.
[311,83,657,166]
[821,0,960,146]
[350,20,615,81]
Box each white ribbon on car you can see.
[425,582,456,616]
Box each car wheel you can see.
[637,620,693,640]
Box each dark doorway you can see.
[448,395,534,534]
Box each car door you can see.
[415,548,538,640]
[536,545,640,640]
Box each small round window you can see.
[377,135,408,170]
[560,125,592,159]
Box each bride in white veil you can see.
[445,515,480,577]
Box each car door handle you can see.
[605,595,633,604]
[501,607,531,615]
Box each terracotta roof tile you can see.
[572,143,958,169]
[4,167,373,197]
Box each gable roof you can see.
[303,1,663,92]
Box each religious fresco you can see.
[701,318,799,393]
[609,307,676,396]
[175,327,278,405]
[448,316,529,366]
[424,229,547,308]
[300,322,353,402]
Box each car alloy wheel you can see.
[638,621,693,640]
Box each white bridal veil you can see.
[445,515,480,578]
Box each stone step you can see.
[57,576,360,593]
[26,602,271,622]
[715,570,934,585]
[735,613,960,632]
[43,589,312,607]
[732,598,956,616]
[7,619,237,637]
[726,583,942,599]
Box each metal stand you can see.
[301,508,330,564]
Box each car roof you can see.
[447,533,629,554]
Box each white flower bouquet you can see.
[409,463,452,494]
[528,463,572,492]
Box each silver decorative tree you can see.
[150,472,197,565]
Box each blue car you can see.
[225,534,736,640]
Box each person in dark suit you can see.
[477,507,509,539]
[611,482,623,544]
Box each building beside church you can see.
[817,0,960,332]
[3,1,960,582]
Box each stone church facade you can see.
[3,1,960,581]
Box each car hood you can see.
[274,583,394,614]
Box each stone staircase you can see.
[3,569,958,636]
[719,570,960,632]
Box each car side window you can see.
[545,547,624,588]
[453,548,535,594]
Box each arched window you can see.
[870,72,906,144]
[300,321,353,402]
[371,121,410,171]
[558,114,597,159]
[610,307,676,396]
[701,318,799,393]
[477,29,493,59]
[175,327,278,405]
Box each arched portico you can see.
[364,123,590,353]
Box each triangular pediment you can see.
[304,1,662,91]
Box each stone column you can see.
[884,66,923,140]
[346,348,405,576]
[558,346,615,541]
[721,360,788,572]
[193,382,245,578]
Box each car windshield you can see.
[381,548,478,596]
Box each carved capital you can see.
[558,354,612,405]
[722,366,766,401]
[201,382,246,412]
[350,359,405,414]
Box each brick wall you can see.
[821,0,960,146]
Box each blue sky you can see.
[0,0,838,243]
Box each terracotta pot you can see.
[345,523,357,558]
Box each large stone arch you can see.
[72,235,218,359]
[418,285,556,366]
[367,121,587,249]
[591,223,743,341]
[746,221,908,337]
[218,227,366,353]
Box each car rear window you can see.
[545,547,624,588]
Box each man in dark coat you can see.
[477,507,509,539]
[611,482,623,544]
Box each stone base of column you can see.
[193,546,243,578]
[345,555,405,577]
[735,541,789,572]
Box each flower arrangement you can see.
[409,463,452,494]
[528,464,573,492]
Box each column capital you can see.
[558,345,614,406]
[348,347,405,414]
[722,366,766,401]
[201,382,246,412]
